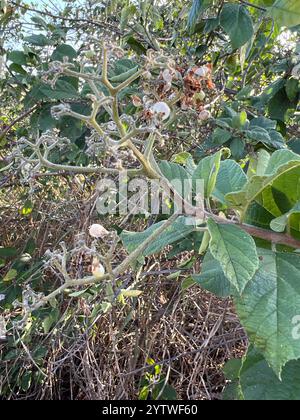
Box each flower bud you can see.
[198,110,211,121]
[89,224,109,238]
[92,257,105,278]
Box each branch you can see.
[10,1,124,35]
[239,0,267,12]
[0,104,39,140]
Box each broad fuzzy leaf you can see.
[187,0,210,33]
[193,251,234,297]
[121,217,196,256]
[207,219,259,293]
[235,249,300,377]
[193,150,222,199]
[239,347,300,400]
[220,4,254,49]
[213,160,247,204]
[268,0,300,28]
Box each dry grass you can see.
[0,176,247,400]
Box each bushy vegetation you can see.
[0,0,300,400]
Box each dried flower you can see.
[89,224,109,238]
[198,110,211,121]
[132,95,143,107]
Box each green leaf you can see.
[9,63,27,75]
[270,201,300,232]
[159,160,192,199]
[230,137,246,160]
[31,16,48,30]
[288,137,300,155]
[110,65,139,83]
[0,247,18,258]
[126,37,147,55]
[268,0,300,28]
[207,219,259,293]
[268,87,296,122]
[187,0,210,34]
[120,4,136,30]
[226,346,300,400]
[232,111,248,129]
[3,269,18,282]
[285,78,299,102]
[212,128,232,145]
[246,127,285,150]
[239,347,300,400]
[193,150,223,198]
[226,149,300,215]
[24,34,52,46]
[250,116,277,131]
[42,310,58,334]
[193,251,234,297]
[246,127,271,144]
[39,80,79,100]
[235,249,300,377]
[220,4,254,49]
[213,160,248,204]
[51,44,78,62]
[121,217,196,256]
[8,50,27,65]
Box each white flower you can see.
[194,66,209,77]
[89,224,109,238]
[0,294,5,302]
[198,110,211,121]
[151,102,171,121]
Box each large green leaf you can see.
[235,249,300,377]
[51,44,78,62]
[220,4,254,49]
[193,150,222,199]
[159,161,192,199]
[226,150,300,215]
[24,34,52,46]
[238,347,300,400]
[187,0,210,33]
[268,0,300,28]
[193,251,234,297]
[207,219,259,293]
[121,216,196,256]
[213,160,248,204]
